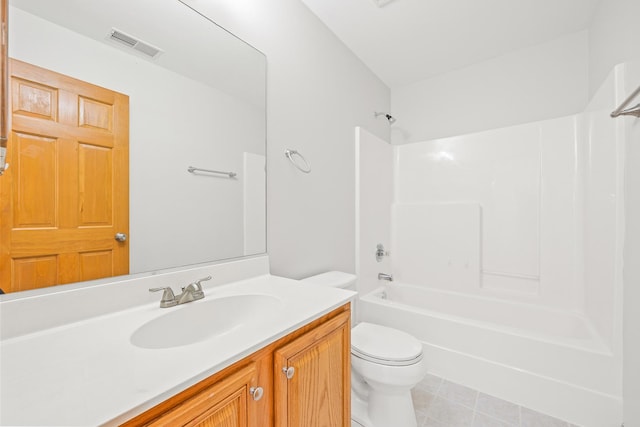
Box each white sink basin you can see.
[131,294,283,349]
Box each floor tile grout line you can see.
[414,374,575,427]
[516,405,521,427]
[425,376,443,422]
[434,376,443,395]
[471,391,479,427]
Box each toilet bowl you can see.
[302,272,426,427]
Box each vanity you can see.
[0,256,354,426]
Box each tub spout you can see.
[378,273,393,282]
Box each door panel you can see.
[78,143,113,225]
[12,77,58,121]
[78,96,113,131]
[78,250,113,282]
[0,59,129,293]
[12,255,57,292]
[12,132,57,227]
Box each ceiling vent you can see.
[372,0,397,7]
[108,28,163,59]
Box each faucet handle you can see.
[191,275,212,298]
[149,287,178,308]
[181,276,211,300]
[193,275,212,290]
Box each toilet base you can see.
[351,388,417,427]
[351,390,371,426]
[368,388,417,427]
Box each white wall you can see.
[391,31,589,143]
[182,0,391,279]
[243,153,266,255]
[588,0,640,97]
[9,7,265,273]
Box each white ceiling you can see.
[300,0,600,88]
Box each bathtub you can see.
[358,283,622,427]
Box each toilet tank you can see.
[301,271,357,291]
[301,271,358,322]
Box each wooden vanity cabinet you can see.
[122,304,350,427]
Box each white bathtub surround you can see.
[355,127,393,299]
[0,256,355,426]
[393,116,581,305]
[621,62,640,427]
[393,203,481,291]
[355,62,637,426]
[412,373,579,427]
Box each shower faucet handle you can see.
[378,273,393,282]
[375,244,389,262]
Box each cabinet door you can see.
[274,311,350,427]
[146,363,259,427]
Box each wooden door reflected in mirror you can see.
[0,59,129,293]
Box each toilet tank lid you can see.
[301,271,356,288]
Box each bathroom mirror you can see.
[1,0,266,294]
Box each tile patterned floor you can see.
[411,374,580,427]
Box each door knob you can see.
[282,366,295,379]
[115,233,127,242]
[250,386,264,401]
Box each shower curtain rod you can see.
[611,84,640,118]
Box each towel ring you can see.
[285,149,311,174]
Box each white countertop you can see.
[0,274,355,426]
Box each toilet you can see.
[302,271,426,427]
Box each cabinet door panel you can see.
[189,389,245,427]
[274,311,350,427]
[146,364,256,427]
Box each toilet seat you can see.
[351,322,423,367]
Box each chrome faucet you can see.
[378,273,393,282]
[149,275,212,308]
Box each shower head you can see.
[374,111,397,124]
